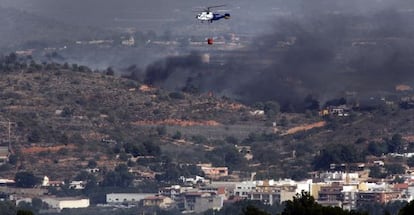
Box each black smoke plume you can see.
[144,3,414,110]
[144,52,202,90]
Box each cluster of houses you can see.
[2,167,414,214]
[100,170,414,213]
[173,171,414,212]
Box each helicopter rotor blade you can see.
[215,9,230,12]
[207,5,226,11]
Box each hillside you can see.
[0,58,268,179]
[1,55,414,183]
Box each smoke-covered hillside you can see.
[142,1,414,109]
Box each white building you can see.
[179,175,207,184]
[292,179,312,195]
[42,197,89,210]
[41,176,64,187]
[69,181,86,190]
[404,186,414,202]
[342,185,359,210]
[319,172,359,183]
[0,178,15,186]
[121,36,135,46]
[106,193,156,204]
[85,168,100,173]
[363,182,389,191]
[234,181,256,198]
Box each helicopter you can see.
[195,5,230,23]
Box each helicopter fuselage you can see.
[196,11,214,21]
[196,11,230,22]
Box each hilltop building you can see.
[121,36,135,46]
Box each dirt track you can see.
[132,119,220,126]
[21,144,76,154]
[282,121,326,135]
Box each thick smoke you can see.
[144,2,414,109]
[144,52,203,90]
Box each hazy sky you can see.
[2,0,414,106]
[1,0,413,32]
[0,0,245,28]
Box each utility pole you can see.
[0,120,15,153]
[8,120,15,153]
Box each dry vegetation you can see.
[1,60,414,182]
[0,67,265,179]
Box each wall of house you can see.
[42,198,90,209]
[106,193,156,204]
[193,195,223,213]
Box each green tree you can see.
[399,200,414,215]
[223,146,246,170]
[156,126,167,136]
[367,142,388,156]
[282,191,319,215]
[192,135,208,144]
[253,146,281,166]
[71,64,78,71]
[31,198,43,211]
[75,171,93,181]
[0,201,16,215]
[388,134,403,153]
[124,142,145,157]
[60,107,73,117]
[407,157,414,167]
[264,101,280,118]
[369,166,386,179]
[313,144,364,170]
[17,210,34,215]
[143,140,161,156]
[169,92,185,100]
[8,154,18,165]
[155,163,181,182]
[384,200,407,215]
[102,164,134,187]
[27,129,41,143]
[15,172,39,188]
[303,94,320,111]
[87,159,97,168]
[243,205,270,215]
[105,67,115,76]
[282,191,367,215]
[225,136,239,145]
[207,200,283,215]
[172,131,182,140]
[385,163,406,175]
